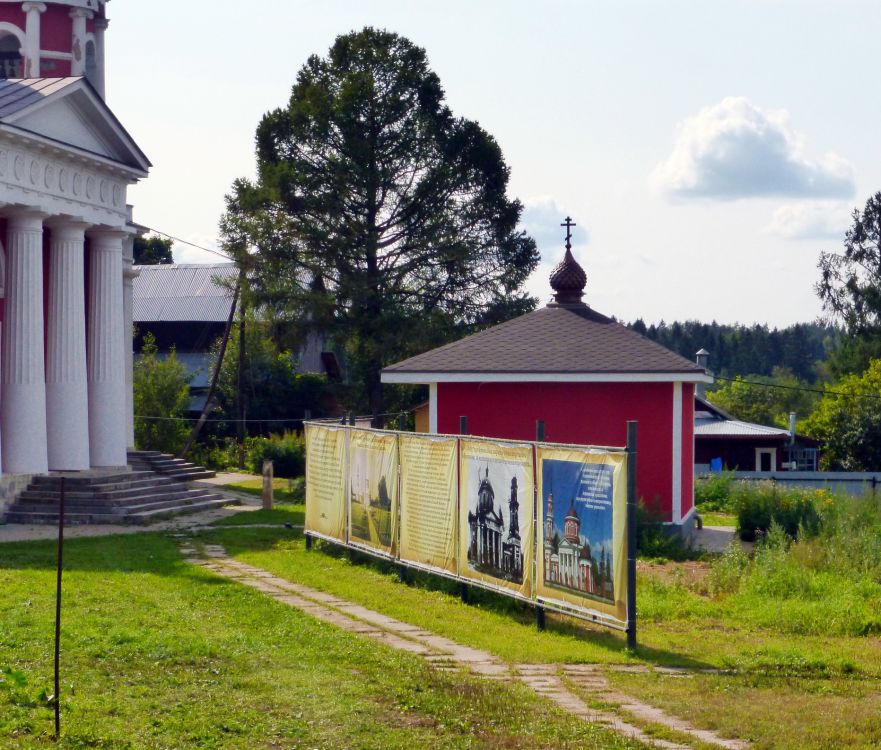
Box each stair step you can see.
[15,488,204,508]
[124,497,230,525]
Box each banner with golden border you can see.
[348,429,399,557]
[304,423,348,542]
[458,439,534,598]
[536,446,628,623]
[398,434,458,574]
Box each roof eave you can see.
[381,371,714,384]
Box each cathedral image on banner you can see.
[465,459,525,584]
[348,431,398,554]
[542,459,615,603]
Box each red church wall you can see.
[0,8,25,26]
[681,383,694,520]
[41,6,72,51]
[437,381,677,519]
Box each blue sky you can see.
[107,1,881,329]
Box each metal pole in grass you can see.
[53,476,66,739]
[458,415,469,604]
[535,420,546,631]
[626,421,638,650]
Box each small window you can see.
[0,33,21,79]
[84,40,97,85]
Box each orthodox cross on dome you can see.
[560,216,576,251]
[549,217,587,306]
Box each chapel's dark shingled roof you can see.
[383,305,707,376]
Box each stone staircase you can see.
[3,469,232,526]
[127,451,216,481]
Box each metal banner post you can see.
[626,421,638,650]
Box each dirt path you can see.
[185,542,748,750]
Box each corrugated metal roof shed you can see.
[133,263,238,323]
[694,416,790,439]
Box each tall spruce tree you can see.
[221,28,538,422]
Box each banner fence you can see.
[304,421,637,638]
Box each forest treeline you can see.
[627,319,838,381]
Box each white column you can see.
[93,17,107,98]
[69,7,92,77]
[122,234,137,450]
[429,382,438,433]
[21,2,46,78]
[45,221,90,470]
[87,229,127,467]
[671,381,683,524]
[2,212,48,474]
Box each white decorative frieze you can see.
[0,135,131,227]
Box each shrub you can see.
[732,481,822,541]
[244,431,305,478]
[694,471,736,512]
[636,501,698,561]
[133,333,191,454]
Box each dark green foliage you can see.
[243,432,306,478]
[628,319,836,381]
[211,319,333,438]
[133,332,190,453]
[706,372,819,427]
[133,234,173,265]
[817,191,881,375]
[802,360,881,470]
[730,483,822,541]
[636,501,698,561]
[221,28,538,420]
[694,472,737,512]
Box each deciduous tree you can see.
[818,191,881,373]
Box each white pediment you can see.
[0,79,149,174]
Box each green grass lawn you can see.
[221,477,304,504]
[194,519,881,749]
[698,512,736,527]
[0,532,647,749]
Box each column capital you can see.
[6,209,47,230]
[94,17,109,31]
[69,7,93,19]
[21,2,46,13]
[46,218,90,240]
[86,226,129,241]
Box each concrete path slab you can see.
[188,542,750,750]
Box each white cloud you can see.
[171,232,231,264]
[765,201,852,240]
[521,196,589,251]
[650,97,855,200]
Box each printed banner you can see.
[536,446,628,623]
[458,439,534,598]
[399,434,458,574]
[348,429,399,557]
[304,423,348,542]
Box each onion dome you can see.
[549,216,587,306]
[550,248,587,305]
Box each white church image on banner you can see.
[0,0,148,479]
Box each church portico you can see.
[0,71,150,493]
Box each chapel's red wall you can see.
[0,8,25,26]
[681,383,694,520]
[40,5,72,52]
[437,381,676,519]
